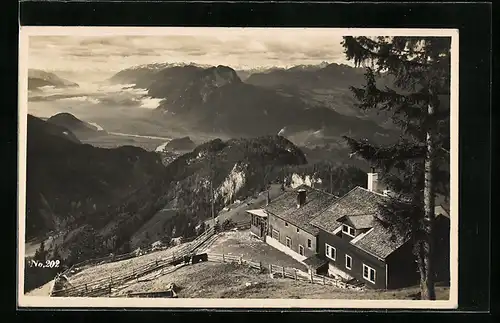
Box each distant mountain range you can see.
[109,63,399,145]
[28,69,79,91]
[245,62,367,89]
[235,61,330,81]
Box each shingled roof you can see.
[351,220,407,259]
[344,214,376,230]
[309,186,411,259]
[264,185,337,235]
[310,186,390,234]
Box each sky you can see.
[28,28,350,82]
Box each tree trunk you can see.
[421,101,437,300]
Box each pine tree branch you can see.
[343,37,451,96]
[343,36,431,70]
[343,136,426,162]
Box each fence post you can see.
[85,284,88,293]
[323,276,326,285]
[222,253,225,263]
[259,261,262,272]
[269,264,272,277]
[294,269,298,281]
[282,266,285,278]
[310,271,313,283]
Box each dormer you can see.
[341,223,356,238]
[336,214,375,241]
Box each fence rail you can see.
[52,258,175,297]
[51,219,323,297]
[206,253,363,291]
[233,221,251,230]
[50,224,220,297]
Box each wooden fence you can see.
[233,220,251,230]
[50,220,262,297]
[51,257,175,297]
[268,263,363,290]
[206,253,364,291]
[50,226,217,297]
[207,252,264,271]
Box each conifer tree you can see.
[34,240,47,263]
[341,36,451,300]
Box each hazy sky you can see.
[28,28,350,81]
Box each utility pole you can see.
[210,174,215,222]
[209,156,215,230]
[329,164,333,194]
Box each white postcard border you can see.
[17,26,459,309]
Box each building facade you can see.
[245,172,450,290]
[267,212,318,261]
[262,185,337,263]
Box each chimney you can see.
[297,189,307,208]
[367,167,379,192]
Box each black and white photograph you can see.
[17,27,458,309]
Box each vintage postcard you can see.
[17,27,458,309]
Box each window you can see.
[325,243,336,260]
[363,264,376,283]
[285,222,289,227]
[272,229,280,240]
[299,245,304,256]
[342,224,356,237]
[286,236,292,248]
[345,255,352,270]
[296,228,300,233]
[307,239,312,248]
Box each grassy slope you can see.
[59,230,449,300]
[115,262,450,300]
